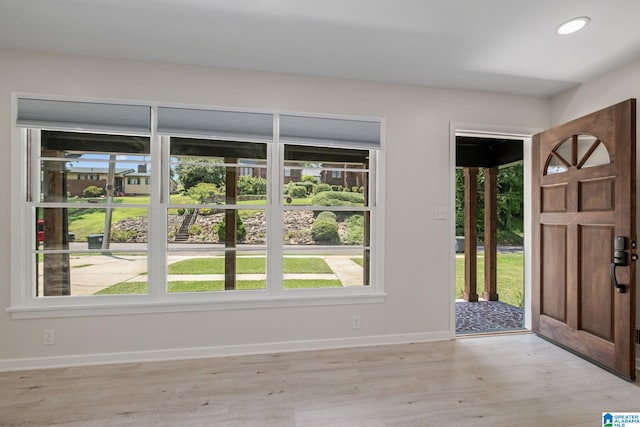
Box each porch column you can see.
[463,167,478,302]
[225,158,238,290]
[483,167,499,301]
[42,149,70,296]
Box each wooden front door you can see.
[532,99,637,380]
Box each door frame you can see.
[449,122,542,336]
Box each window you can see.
[283,145,371,287]
[545,134,610,175]
[167,137,268,292]
[11,98,383,317]
[34,131,151,296]
[331,170,342,179]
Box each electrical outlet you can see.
[44,329,54,345]
[352,315,361,330]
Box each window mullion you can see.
[267,116,284,297]
[147,124,166,301]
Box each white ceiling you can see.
[1,0,639,98]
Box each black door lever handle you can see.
[610,262,627,293]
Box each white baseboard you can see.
[0,331,452,372]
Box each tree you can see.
[497,163,524,229]
[455,163,524,244]
[187,183,221,203]
[82,185,104,198]
[175,159,225,191]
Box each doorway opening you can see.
[454,133,526,334]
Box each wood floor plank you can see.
[0,333,639,426]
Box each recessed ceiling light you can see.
[557,16,591,35]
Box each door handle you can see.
[610,261,627,293]
[611,236,630,293]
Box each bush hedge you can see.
[316,211,337,221]
[344,214,364,245]
[83,185,104,198]
[238,175,267,195]
[311,191,364,206]
[291,181,315,194]
[314,183,332,194]
[311,217,339,243]
[217,213,247,241]
[288,185,308,198]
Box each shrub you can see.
[217,213,247,241]
[199,208,214,216]
[288,185,308,198]
[314,183,332,194]
[302,175,318,184]
[344,215,364,245]
[291,181,315,194]
[311,191,364,207]
[331,185,343,192]
[189,224,202,235]
[316,211,337,221]
[177,208,186,215]
[311,218,339,243]
[352,186,360,193]
[238,175,267,195]
[83,185,104,198]
[110,229,138,242]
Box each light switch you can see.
[434,206,447,220]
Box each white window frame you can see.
[9,96,386,319]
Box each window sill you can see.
[7,293,387,319]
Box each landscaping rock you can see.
[113,210,346,245]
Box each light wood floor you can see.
[1,333,639,426]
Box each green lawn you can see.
[68,196,149,241]
[94,256,339,294]
[95,279,341,294]
[167,256,333,274]
[456,252,524,307]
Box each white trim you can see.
[7,293,385,319]
[0,329,445,372]
[449,122,543,336]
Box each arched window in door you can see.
[545,134,610,175]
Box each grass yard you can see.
[456,252,524,308]
[95,279,341,294]
[94,255,341,294]
[351,257,364,266]
[68,207,147,241]
[167,256,333,274]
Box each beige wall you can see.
[0,49,549,367]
